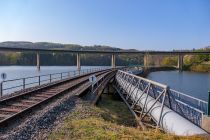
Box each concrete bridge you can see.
[0,47,210,71]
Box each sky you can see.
[0,0,210,50]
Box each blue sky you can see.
[0,0,210,50]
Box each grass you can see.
[49,94,207,140]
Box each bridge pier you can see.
[144,53,148,67]
[77,53,81,71]
[111,54,116,68]
[37,52,40,71]
[177,54,183,71]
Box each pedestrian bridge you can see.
[0,67,209,136]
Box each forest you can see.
[0,41,143,66]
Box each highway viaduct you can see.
[0,47,210,71]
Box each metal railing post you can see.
[50,74,52,83]
[61,73,63,79]
[0,82,3,97]
[208,91,210,116]
[23,78,25,89]
[38,76,41,85]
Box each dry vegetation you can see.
[49,95,207,140]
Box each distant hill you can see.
[0,41,143,66]
[0,41,64,49]
[0,41,138,51]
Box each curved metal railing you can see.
[116,70,208,126]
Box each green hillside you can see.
[0,41,143,66]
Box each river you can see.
[147,70,210,101]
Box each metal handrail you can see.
[175,99,204,114]
[171,89,208,104]
[170,89,208,115]
[116,70,208,126]
[118,70,168,89]
[0,67,108,97]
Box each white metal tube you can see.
[116,77,207,136]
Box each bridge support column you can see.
[77,53,81,71]
[177,54,183,71]
[144,53,148,68]
[37,52,40,71]
[111,54,116,68]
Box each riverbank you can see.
[48,94,205,140]
[138,66,177,77]
[185,64,210,73]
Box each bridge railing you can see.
[116,70,208,126]
[0,67,107,98]
[170,89,208,114]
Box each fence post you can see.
[61,73,63,79]
[50,74,52,83]
[38,76,40,85]
[208,91,210,116]
[0,82,3,97]
[23,78,25,89]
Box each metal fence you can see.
[116,70,208,126]
[0,68,107,98]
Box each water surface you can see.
[0,66,108,80]
[147,71,210,101]
[0,66,108,96]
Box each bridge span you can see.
[0,47,210,71]
[0,67,209,136]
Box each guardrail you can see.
[0,67,107,98]
[170,89,208,114]
[116,70,208,126]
